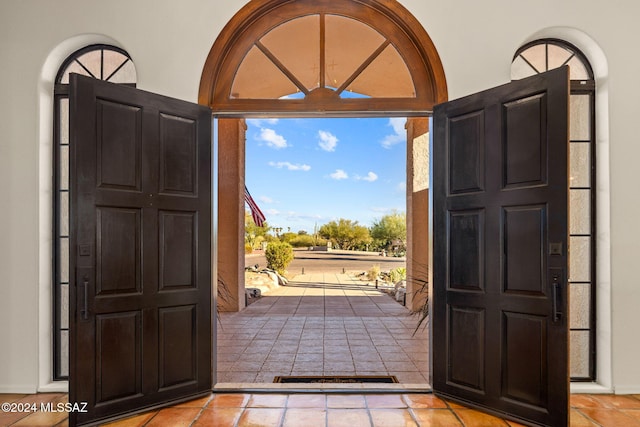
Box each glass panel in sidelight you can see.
[569,236,591,282]
[59,191,69,236]
[570,189,591,235]
[570,94,591,141]
[59,98,69,145]
[570,330,590,378]
[570,143,591,188]
[59,237,69,283]
[569,283,591,329]
[60,284,69,329]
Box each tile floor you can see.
[4,273,639,426]
[2,392,640,426]
[217,272,429,384]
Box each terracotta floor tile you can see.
[403,394,448,409]
[175,394,212,408]
[504,419,529,427]
[591,394,640,409]
[282,408,326,427]
[145,407,202,427]
[0,412,30,426]
[569,409,600,426]
[287,394,326,408]
[366,394,407,408]
[247,394,288,408]
[327,409,371,426]
[102,411,158,427]
[326,395,367,409]
[411,408,463,426]
[579,407,640,427]
[237,407,284,427]
[11,410,67,427]
[453,408,509,427]
[623,409,640,421]
[570,394,604,408]
[209,393,250,408]
[193,407,243,426]
[368,409,417,427]
[0,394,28,402]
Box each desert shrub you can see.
[265,241,294,275]
[289,234,316,247]
[244,243,253,253]
[366,264,381,281]
[390,267,407,283]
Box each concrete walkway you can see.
[216,273,429,384]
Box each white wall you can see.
[0,0,638,393]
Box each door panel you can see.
[432,67,569,427]
[69,74,212,426]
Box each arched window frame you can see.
[512,38,597,382]
[52,44,136,380]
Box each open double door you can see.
[69,67,569,426]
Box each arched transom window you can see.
[53,45,136,380]
[200,0,447,116]
[232,14,415,100]
[512,39,596,382]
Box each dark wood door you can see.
[69,74,212,426]
[432,67,569,427]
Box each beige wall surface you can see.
[0,0,637,393]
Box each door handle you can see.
[552,273,563,322]
[81,275,89,321]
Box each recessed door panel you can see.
[95,311,142,403]
[448,210,484,291]
[159,305,197,390]
[503,94,547,188]
[503,205,545,295]
[449,110,485,194]
[160,113,197,196]
[503,312,547,408]
[97,100,142,191]
[159,211,196,290]
[96,207,141,295]
[448,306,485,392]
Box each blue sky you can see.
[244,117,407,233]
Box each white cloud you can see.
[318,130,338,152]
[259,195,274,203]
[265,208,280,215]
[246,118,279,127]
[381,117,406,148]
[258,128,288,149]
[396,181,407,192]
[268,161,311,171]
[355,171,378,182]
[329,169,349,180]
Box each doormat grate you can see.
[274,375,399,384]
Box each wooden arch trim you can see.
[198,0,448,117]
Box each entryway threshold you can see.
[213,382,432,394]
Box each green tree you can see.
[245,210,269,250]
[371,211,407,253]
[318,218,371,250]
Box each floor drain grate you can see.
[273,375,399,384]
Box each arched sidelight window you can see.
[512,39,596,381]
[53,45,136,380]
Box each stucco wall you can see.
[0,0,637,393]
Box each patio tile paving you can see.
[217,272,429,384]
